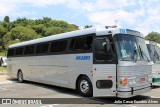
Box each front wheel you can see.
[17,71,23,83]
[77,76,93,97]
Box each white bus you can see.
[7,26,152,98]
[146,41,160,84]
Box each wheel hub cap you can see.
[80,80,89,93]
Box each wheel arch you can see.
[17,69,22,76]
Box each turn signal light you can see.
[119,77,127,86]
[123,78,127,86]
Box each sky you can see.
[0,0,160,36]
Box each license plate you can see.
[140,77,145,82]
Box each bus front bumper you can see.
[117,84,152,98]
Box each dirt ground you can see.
[0,72,12,81]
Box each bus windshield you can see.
[146,44,155,61]
[147,44,160,61]
[114,34,150,61]
[155,46,160,58]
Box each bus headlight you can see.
[128,78,136,86]
[132,79,136,84]
[129,79,133,86]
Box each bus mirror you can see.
[105,38,111,52]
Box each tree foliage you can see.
[0,26,6,37]
[145,32,160,43]
[84,25,93,28]
[4,16,10,23]
[0,16,79,50]
[44,27,64,36]
[10,26,41,41]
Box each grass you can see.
[0,50,7,56]
[0,67,7,72]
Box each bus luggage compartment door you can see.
[93,64,117,97]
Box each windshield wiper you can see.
[133,47,138,62]
[139,46,150,62]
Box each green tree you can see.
[0,16,79,51]
[84,25,93,28]
[13,18,35,27]
[49,20,69,28]
[0,26,6,37]
[0,26,7,49]
[44,27,65,36]
[2,32,12,49]
[10,26,41,41]
[4,16,10,23]
[145,32,160,43]
[32,24,45,35]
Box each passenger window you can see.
[50,40,67,53]
[70,36,93,51]
[95,36,114,62]
[7,49,15,57]
[24,45,35,55]
[15,47,24,56]
[36,43,49,54]
[85,36,93,50]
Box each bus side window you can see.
[36,43,49,54]
[50,40,67,53]
[71,37,86,51]
[95,37,114,62]
[84,36,93,50]
[24,45,35,55]
[7,48,15,57]
[15,47,24,56]
[70,36,93,51]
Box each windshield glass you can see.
[114,34,140,61]
[155,46,160,57]
[114,34,150,61]
[147,44,160,61]
[136,37,150,61]
[147,44,155,61]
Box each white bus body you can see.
[7,26,152,98]
[146,41,160,84]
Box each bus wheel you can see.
[17,71,23,83]
[77,76,93,97]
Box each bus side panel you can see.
[22,55,70,88]
[7,58,17,78]
[42,55,70,87]
[7,53,93,90]
[68,53,93,89]
[7,57,30,79]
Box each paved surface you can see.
[0,73,160,107]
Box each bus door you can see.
[93,36,117,97]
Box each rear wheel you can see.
[17,71,23,83]
[77,76,93,97]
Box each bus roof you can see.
[8,26,143,48]
[145,40,150,44]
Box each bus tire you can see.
[77,76,93,97]
[17,71,23,83]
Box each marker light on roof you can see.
[120,29,126,33]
